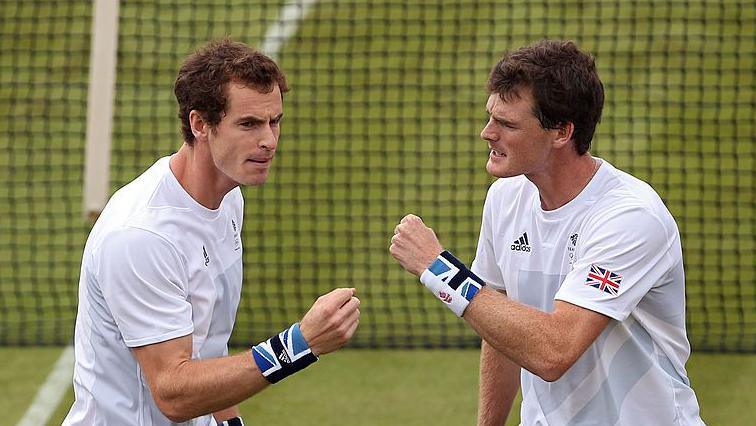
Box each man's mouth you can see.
[247,157,273,164]
[490,148,506,158]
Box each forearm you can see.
[137,290,358,423]
[478,339,520,426]
[464,287,586,381]
[390,217,608,381]
[154,350,268,422]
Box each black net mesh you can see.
[0,0,753,352]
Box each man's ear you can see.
[552,122,575,149]
[189,110,209,142]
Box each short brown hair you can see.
[174,38,289,144]
[487,40,604,155]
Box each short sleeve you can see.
[555,205,675,321]
[471,187,506,291]
[94,227,194,347]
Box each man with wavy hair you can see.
[64,39,361,425]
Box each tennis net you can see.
[0,0,753,351]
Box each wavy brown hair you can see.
[174,38,289,144]
[487,40,604,155]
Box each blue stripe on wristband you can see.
[439,251,485,292]
[252,322,318,383]
[421,250,485,316]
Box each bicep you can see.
[132,334,193,391]
[552,300,611,360]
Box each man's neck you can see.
[170,143,237,210]
[527,154,600,211]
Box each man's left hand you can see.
[389,214,444,276]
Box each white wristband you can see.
[419,251,485,317]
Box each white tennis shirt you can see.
[471,159,704,425]
[64,156,244,425]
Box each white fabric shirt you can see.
[64,156,244,426]
[471,159,704,425]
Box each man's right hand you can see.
[299,288,360,355]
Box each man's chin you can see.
[486,162,510,178]
[487,166,524,179]
[239,172,270,187]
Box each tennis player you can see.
[390,40,704,425]
[63,39,360,425]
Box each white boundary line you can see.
[259,0,319,60]
[19,1,318,424]
[16,346,75,426]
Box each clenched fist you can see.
[299,288,360,356]
[389,214,444,276]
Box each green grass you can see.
[0,347,65,425]
[1,348,753,425]
[0,1,753,351]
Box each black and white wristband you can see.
[218,417,244,426]
[251,322,318,383]
[420,250,486,317]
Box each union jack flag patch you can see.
[585,264,622,296]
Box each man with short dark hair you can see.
[64,39,361,426]
[390,40,704,425]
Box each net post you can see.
[83,0,120,221]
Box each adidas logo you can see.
[277,349,291,364]
[570,233,578,246]
[510,232,531,252]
